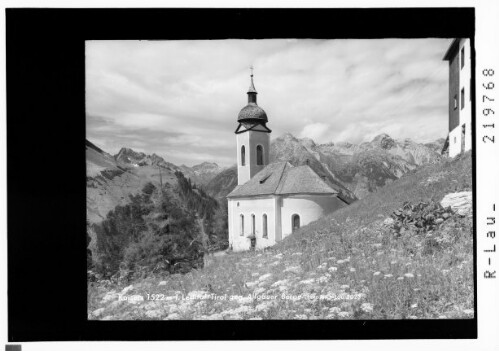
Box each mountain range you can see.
[206,133,444,200]
[87,133,444,223]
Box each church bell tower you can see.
[235,67,271,185]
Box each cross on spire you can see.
[250,65,254,77]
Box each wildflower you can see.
[442,269,450,275]
[384,274,393,278]
[158,281,167,286]
[337,260,345,264]
[463,309,474,315]
[251,273,260,277]
[253,287,266,296]
[438,315,447,319]
[165,313,180,320]
[337,311,352,318]
[373,271,381,276]
[248,317,263,320]
[258,273,273,281]
[349,268,356,273]
[205,313,223,320]
[329,307,341,314]
[328,267,338,272]
[404,273,415,278]
[340,284,350,290]
[300,279,315,285]
[390,260,397,265]
[145,310,163,319]
[292,252,302,256]
[295,314,308,320]
[318,276,329,284]
[246,281,258,289]
[360,303,373,313]
[397,277,404,281]
[271,279,289,287]
[408,315,418,319]
[411,303,418,309]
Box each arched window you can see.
[262,214,268,238]
[292,214,300,233]
[251,214,256,235]
[256,145,264,165]
[241,145,246,166]
[240,214,244,236]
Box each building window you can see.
[453,95,458,110]
[240,214,244,236]
[461,88,465,109]
[454,136,457,144]
[251,214,256,235]
[292,214,300,233]
[461,47,465,69]
[262,214,268,238]
[241,145,245,166]
[256,145,264,165]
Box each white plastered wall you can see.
[280,194,346,239]
[449,39,472,158]
[228,196,276,251]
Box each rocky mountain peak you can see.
[372,133,396,150]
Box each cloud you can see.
[86,38,452,166]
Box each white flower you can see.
[246,281,258,289]
[258,273,273,281]
[384,274,393,278]
[251,272,260,277]
[397,277,404,281]
[373,271,381,276]
[165,313,180,320]
[328,266,338,272]
[337,311,351,318]
[340,284,350,290]
[337,260,345,264]
[145,310,163,318]
[318,276,329,283]
[411,303,418,309]
[329,307,341,314]
[349,268,356,273]
[271,279,289,287]
[300,279,315,285]
[463,309,474,315]
[158,281,167,286]
[404,273,414,278]
[390,261,397,265]
[92,308,105,317]
[294,314,308,320]
[360,303,373,313]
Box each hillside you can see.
[87,141,179,225]
[88,151,473,321]
[87,140,229,278]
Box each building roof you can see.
[443,38,461,61]
[227,161,339,198]
[237,103,268,122]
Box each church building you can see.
[226,70,348,252]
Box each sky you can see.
[86,39,452,167]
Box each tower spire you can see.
[247,65,257,104]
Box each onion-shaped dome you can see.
[237,103,268,122]
[237,68,268,123]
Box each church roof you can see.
[237,103,268,122]
[227,161,339,198]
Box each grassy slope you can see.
[88,152,473,320]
